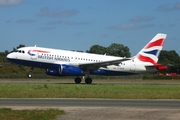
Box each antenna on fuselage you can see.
[104,53,110,56]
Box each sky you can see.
[0,0,180,56]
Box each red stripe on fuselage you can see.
[28,50,50,53]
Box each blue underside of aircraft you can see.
[8,58,136,76]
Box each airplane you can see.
[7,33,167,84]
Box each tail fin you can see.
[136,33,167,65]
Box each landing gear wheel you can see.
[85,78,92,84]
[74,77,82,84]
[27,67,34,78]
[28,74,32,78]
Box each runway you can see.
[0,98,180,109]
[0,80,180,119]
[1,81,180,85]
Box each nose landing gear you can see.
[27,67,33,78]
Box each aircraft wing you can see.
[78,58,131,70]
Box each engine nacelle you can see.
[46,65,83,76]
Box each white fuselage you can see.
[7,46,155,76]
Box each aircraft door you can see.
[130,59,136,71]
[31,53,37,60]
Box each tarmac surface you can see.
[0,98,180,120]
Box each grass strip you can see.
[0,84,180,99]
[0,108,64,120]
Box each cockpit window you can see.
[16,50,25,54]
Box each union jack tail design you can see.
[136,33,167,65]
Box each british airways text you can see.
[38,55,70,62]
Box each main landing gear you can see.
[74,71,92,84]
[74,77,92,84]
[27,67,93,84]
[74,77,82,84]
[85,77,92,84]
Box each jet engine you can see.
[46,64,83,76]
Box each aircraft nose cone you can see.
[7,53,13,59]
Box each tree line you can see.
[0,44,180,73]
